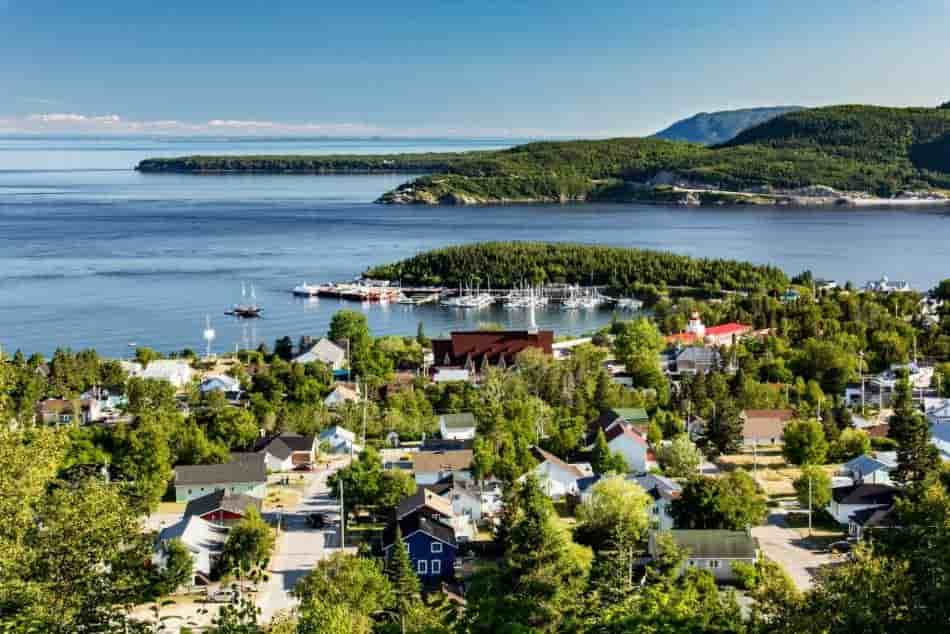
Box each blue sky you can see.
[2,0,949,137]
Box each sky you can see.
[2,0,949,138]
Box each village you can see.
[6,268,948,631]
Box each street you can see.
[257,461,346,623]
[751,512,834,591]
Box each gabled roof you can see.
[658,530,758,558]
[294,338,346,365]
[832,483,898,506]
[383,512,458,550]
[396,487,454,520]
[704,323,752,337]
[742,409,796,440]
[440,412,476,429]
[592,407,649,436]
[411,450,473,474]
[259,433,315,460]
[183,489,263,518]
[629,473,682,501]
[431,330,554,366]
[850,506,895,528]
[319,425,356,442]
[676,347,720,365]
[174,453,266,486]
[199,374,241,392]
[576,474,602,493]
[530,446,584,478]
[157,515,229,574]
[325,384,359,403]
[605,423,649,447]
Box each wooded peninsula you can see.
[137,105,950,206]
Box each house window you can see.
[709,560,721,569]
[417,560,428,575]
[431,559,441,575]
[431,542,443,554]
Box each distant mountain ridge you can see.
[654,106,805,145]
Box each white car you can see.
[207,587,240,603]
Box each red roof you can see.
[605,424,648,447]
[432,330,554,367]
[704,323,752,337]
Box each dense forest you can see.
[138,104,950,203]
[365,241,790,294]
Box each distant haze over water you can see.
[1,136,948,358]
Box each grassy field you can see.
[715,447,837,498]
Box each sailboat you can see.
[226,282,262,318]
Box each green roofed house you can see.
[591,407,649,438]
[648,529,759,583]
[439,412,477,441]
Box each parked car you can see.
[307,512,327,528]
[207,587,240,603]
[828,540,853,554]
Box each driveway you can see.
[751,513,834,591]
[257,461,347,623]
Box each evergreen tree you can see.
[889,372,939,484]
[386,525,420,625]
[700,401,743,456]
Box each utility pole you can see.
[339,478,345,550]
[808,473,813,537]
[361,381,368,447]
[859,351,865,415]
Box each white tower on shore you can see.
[202,315,216,358]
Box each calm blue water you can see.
[2,136,949,358]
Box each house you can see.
[199,374,242,399]
[173,453,267,503]
[741,409,796,446]
[629,474,682,531]
[141,360,194,388]
[396,487,455,522]
[431,330,554,370]
[593,407,649,436]
[552,337,593,360]
[864,275,912,293]
[666,313,752,347]
[319,425,361,455]
[848,506,896,540]
[605,424,650,474]
[927,400,950,426]
[648,530,759,583]
[445,481,485,524]
[439,412,477,441]
[827,483,898,525]
[839,453,895,485]
[433,368,473,383]
[183,489,263,526]
[411,450,474,485]
[674,346,721,375]
[930,423,950,461]
[522,446,585,498]
[35,398,101,425]
[154,515,229,585]
[383,512,458,583]
[293,337,346,370]
[257,433,316,471]
[324,384,360,408]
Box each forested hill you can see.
[137,104,950,205]
[653,106,804,145]
[364,241,789,293]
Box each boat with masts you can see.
[227,282,262,318]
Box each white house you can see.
[294,338,346,370]
[605,424,650,473]
[199,374,242,399]
[433,368,471,383]
[649,530,758,583]
[257,433,316,471]
[324,384,360,408]
[931,423,950,461]
[154,515,229,585]
[827,483,898,525]
[319,425,361,455]
[173,453,267,503]
[141,360,194,388]
[839,453,895,486]
[629,474,682,531]
[439,412,477,441]
[927,400,950,426]
[521,446,584,498]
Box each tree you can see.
[112,414,174,512]
[218,506,275,584]
[416,321,430,347]
[575,475,652,548]
[152,538,194,596]
[590,427,629,474]
[793,465,832,511]
[700,401,743,456]
[830,427,871,461]
[657,433,702,477]
[782,419,829,465]
[273,336,294,361]
[386,525,420,630]
[328,310,372,375]
[134,346,162,367]
[671,470,767,530]
[888,371,940,485]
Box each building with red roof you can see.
[431,330,554,371]
[666,313,751,347]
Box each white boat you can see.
[292,282,322,297]
[616,297,643,311]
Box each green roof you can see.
[440,412,476,429]
[660,530,758,559]
[613,408,649,423]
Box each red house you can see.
[183,489,263,526]
[431,330,554,371]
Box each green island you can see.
[136,104,950,205]
[364,241,789,294]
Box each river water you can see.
[1,136,948,358]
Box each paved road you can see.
[752,513,834,591]
[257,462,346,623]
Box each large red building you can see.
[431,330,554,370]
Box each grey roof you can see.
[294,338,345,365]
[576,474,603,493]
[174,453,266,486]
[183,489,263,518]
[850,506,895,528]
[659,530,758,558]
[676,346,720,366]
[383,512,457,550]
[259,433,315,460]
[832,483,898,506]
[440,412,476,429]
[629,474,683,501]
[157,515,229,575]
[395,487,454,520]
[842,454,892,478]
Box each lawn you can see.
[784,510,845,543]
[716,447,837,498]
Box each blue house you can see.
[383,512,458,582]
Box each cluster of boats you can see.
[292,280,402,302]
